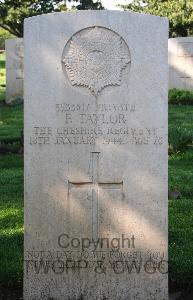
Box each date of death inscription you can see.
[29,103,165,146]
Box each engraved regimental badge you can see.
[62,26,131,96]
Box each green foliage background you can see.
[123,0,193,37]
[0,28,14,50]
[0,0,103,37]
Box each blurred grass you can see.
[0,105,23,142]
[0,53,23,285]
[169,105,193,131]
[169,106,193,287]
[0,154,23,284]
[169,196,193,286]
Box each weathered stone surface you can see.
[5,38,24,104]
[24,11,168,299]
[169,37,193,91]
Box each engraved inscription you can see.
[25,249,167,276]
[178,42,193,57]
[180,69,191,88]
[62,27,131,96]
[29,102,164,146]
[29,126,163,146]
[15,41,24,79]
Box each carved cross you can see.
[68,152,123,240]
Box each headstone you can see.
[5,38,24,104]
[24,11,168,299]
[169,37,193,91]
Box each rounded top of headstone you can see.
[24,10,169,25]
[169,37,193,41]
